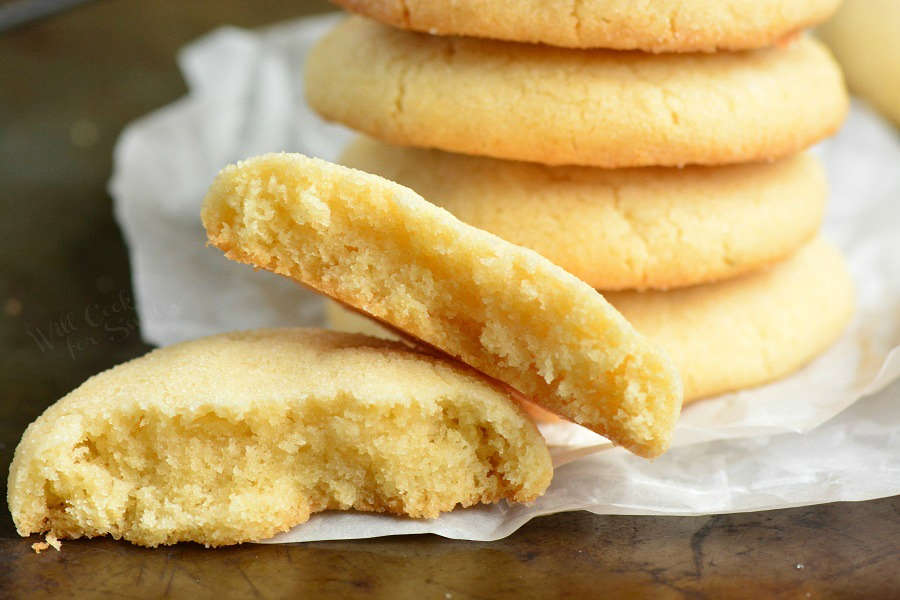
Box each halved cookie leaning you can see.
[202,154,683,458]
[8,329,552,548]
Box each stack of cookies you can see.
[15,3,865,550]
[307,1,854,406]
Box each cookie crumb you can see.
[31,542,49,554]
[46,533,62,551]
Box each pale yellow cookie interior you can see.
[202,153,683,458]
[341,137,826,291]
[334,0,840,52]
[8,329,552,548]
[327,237,854,404]
[306,18,848,168]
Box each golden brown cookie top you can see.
[333,0,841,52]
[340,137,826,291]
[306,18,848,167]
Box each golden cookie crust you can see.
[333,0,840,52]
[306,18,848,168]
[341,138,827,291]
[608,237,854,401]
[8,329,552,547]
[202,153,683,458]
[328,237,854,404]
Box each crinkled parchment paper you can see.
[109,15,900,542]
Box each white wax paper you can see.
[109,15,900,542]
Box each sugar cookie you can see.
[306,18,847,168]
[608,237,854,401]
[819,0,900,126]
[341,138,826,290]
[333,0,840,52]
[8,329,553,547]
[202,153,683,457]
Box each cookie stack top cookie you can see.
[332,0,840,52]
[307,7,847,168]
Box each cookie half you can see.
[202,153,683,458]
[333,0,840,52]
[327,238,854,404]
[340,138,827,291]
[306,18,847,168]
[8,329,552,548]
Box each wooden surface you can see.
[0,1,898,598]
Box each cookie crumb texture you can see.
[306,18,848,168]
[333,0,840,52]
[327,237,854,405]
[8,329,552,548]
[202,153,683,458]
